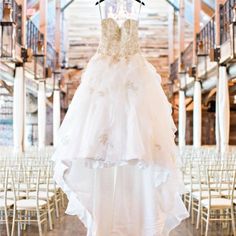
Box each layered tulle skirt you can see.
[52,53,189,236]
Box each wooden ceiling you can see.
[64,0,193,82]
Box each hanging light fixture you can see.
[33,40,45,80]
[0,2,16,60]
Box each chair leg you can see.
[201,206,205,236]
[231,207,236,236]
[11,208,16,236]
[48,202,53,230]
[37,209,43,236]
[191,198,195,224]
[205,209,210,236]
[196,202,201,229]
[188,194,192,213]
[23,210,27,230]
[55,196,60,218]
[5,208,10,236]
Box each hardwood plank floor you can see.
[1,209,233,235]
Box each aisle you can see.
[0,210,229,236]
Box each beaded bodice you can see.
[97,18,140,58]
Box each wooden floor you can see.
[1,209,234,236]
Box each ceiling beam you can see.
[201,0,214,17]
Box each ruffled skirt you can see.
[52,53,189,236]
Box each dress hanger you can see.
[95,0,145,6]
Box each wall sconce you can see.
[0,2,16,60]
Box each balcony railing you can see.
[46,42,56,69]
[220,0,236,44]
[26,19,44,54]
[12,0,22,45]
[197,16,215,55]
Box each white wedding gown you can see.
[52,14,189,236]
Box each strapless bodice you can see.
[97,18,140,59]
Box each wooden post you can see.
[178,0,185,65]
[53,0,61,146]
[13,0,27,153]
[193,0,201,65]
[215,0,230,153]
[178,0,186,148]
[168,6,175,67]
[55,0,61,66]
[38,0,47,149]
[215,0,224,46]
[39,0,47,54]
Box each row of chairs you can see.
[0,154,65,236]
[182,146,236,236]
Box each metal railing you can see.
[46,42,57,69]
[26,19,44,54]
[197,15,215,54]
[12,0,22,45]
[220,0,236,44]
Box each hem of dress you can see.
[53,156,188,235]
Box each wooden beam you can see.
[168,6,175,66]
[201,0,214,17]
[39,0,47,55]
[178,0,185,70]
[193,0,201,65]
[21,0,27,47]
[55,0,61,67]
[215,0,225,46]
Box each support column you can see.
[218,66,230,153]
[13,66,25,153]
[53,0,62,146]
[193,80,202,147]
[38,80,46,149]
[215,0,226,152]
[53,89,60,146]
[178,0,186,148]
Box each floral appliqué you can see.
[126,81,138,91]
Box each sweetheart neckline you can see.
[101,17,138,29]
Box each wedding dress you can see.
[52,2,189,236]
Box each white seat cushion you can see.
[201,198,232,209]
[28,191,55,200]
[39,183,56,191]
[0,199,14,208]
[0,191,26,199]
[185,183,208,191]
[192,191,220,200]
[18,183,36,191]
[210,183,230,190]
[16,199,47,210]
[221,190,234,197]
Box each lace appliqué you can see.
[97,18,140,60]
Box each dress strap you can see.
[98,1,103,20]
[138,0,143,21]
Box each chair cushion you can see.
[0,191,26,199]
[201,198,232,209]
[192,191,220,200]
[0,199,14,208]
[16,199,47,209]
[39,183,57,191]
[28,191,55,200]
